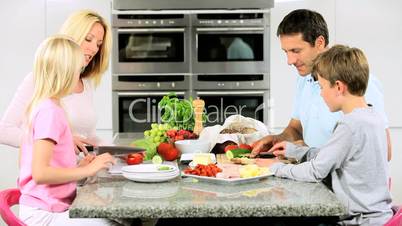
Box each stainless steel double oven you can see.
[112,13,190,74]
[112,10,270,133]
[191,13,270,126]
[112,13,191,132]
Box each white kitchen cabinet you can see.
[335,0,402,127]
[46,0,113,130]
[269,0,336,129]
[0,1,45,225]
[0,0,46,114]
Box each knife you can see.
[85,145,145,156]
[257,151,276,158]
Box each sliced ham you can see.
[216,163,241,179]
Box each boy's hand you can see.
[86,153,116,176]
[268,141,287,158]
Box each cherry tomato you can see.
[126,153,143,165]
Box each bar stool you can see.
[0,188,26,226]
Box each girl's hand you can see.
[78,154,96,167]
[73,135,96,155]
[268,141,287,158]
[86,153,116,176]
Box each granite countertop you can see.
[70,132,346,219]
[69,175,347,219]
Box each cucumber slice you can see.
[226,148,252,160]
[226,150,234,160]
[152,155,163,164]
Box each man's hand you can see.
[293,139,306,146]
[250,134,283,157]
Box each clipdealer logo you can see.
[127,97,267,124]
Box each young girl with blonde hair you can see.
[1,10,112,154]
[18,35,117,226]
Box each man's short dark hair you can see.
[277,9,329,47]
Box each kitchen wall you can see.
[0,0,401,224]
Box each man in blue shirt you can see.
[251,9,392,160]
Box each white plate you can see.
[122,164,177,174]
[123,171,180,183]
[108,158,126,175]
[122,169,180,179]
[181,172,274,185]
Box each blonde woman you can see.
[0,10,112,154]
[18,35,116,226]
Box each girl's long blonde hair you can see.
[59,9,112,87]
[26,35,83,122]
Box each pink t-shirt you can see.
[19,99,77,212]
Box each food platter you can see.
[181,172,273,185]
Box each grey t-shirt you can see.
[270,107,393,225]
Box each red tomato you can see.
[126,153,143,165]
[224,144,239,153]
[239,144,252,151]
[128,152,144,158]
[157,143,174,154]
[161,147,180,161]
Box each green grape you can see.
[144,130,150,137]
[163,124,169,130]
[150,130,157,137]
[151,123,158,129]
[153,136,160,142]
[158,124,164,130]
[157,131,163,136]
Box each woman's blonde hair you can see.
[26,35,83,121]
[59,9,112,87]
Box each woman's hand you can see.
[73,135,96,155]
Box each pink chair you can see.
[0,188,26,226]
[384,205,402,226]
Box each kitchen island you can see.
[70,133,347,223]
[69,175,346,220]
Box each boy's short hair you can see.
[277,9,329,47]
[312,45,369,96]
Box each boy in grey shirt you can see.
[267,45,393,225]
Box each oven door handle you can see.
[118,28,185,33]
[195,27,264,32]
[196,91,265,96]
[117,92,185,97]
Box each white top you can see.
[0,73,97,147]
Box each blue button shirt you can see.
[292,74,388,148]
